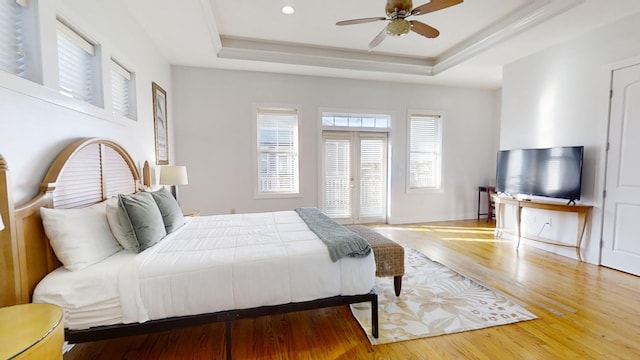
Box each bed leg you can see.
[371,294,379,339]
[226,320,232,360]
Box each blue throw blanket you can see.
[295,207,372,262]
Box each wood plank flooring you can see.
[63,220,640,359]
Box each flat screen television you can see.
[495,146,584,203]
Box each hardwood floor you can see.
[63,220,640,359]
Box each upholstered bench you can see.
[346,225,405,296]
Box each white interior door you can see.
[322,131,387,224]
[601,63,640,276]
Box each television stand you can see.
[492,196,592,261]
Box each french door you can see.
[321,131,388,224]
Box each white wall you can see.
[172,67,499,222]
[500,11,640,263]
[0,0,172,205]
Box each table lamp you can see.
[159,165,189,202]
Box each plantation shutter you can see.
[257,108,299,193]
[57,19,96,104]
[0,0,26,76]
[323,136,351,218]
[359,138,385,217]
[409,115,441,189]
[111,58,133,118]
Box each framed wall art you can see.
[152,82,169,165]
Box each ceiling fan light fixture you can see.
[281,5,295,15]
[386,19,411,36]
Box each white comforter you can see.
[35,211,376,329]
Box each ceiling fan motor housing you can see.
[387,19,411,36]
[385,0,413,15]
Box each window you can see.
[0,0,26,77]
[408,113,442,190]
[110,58,135,119]
[57,18,99,105]
[322,112,390,129]
[255,107,299,196]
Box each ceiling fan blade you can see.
[368,27,388,49]
[410,20,440,38]
[336,17,387,26]
[411,0,463,16]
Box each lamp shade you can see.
[159,166,189,185]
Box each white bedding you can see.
[34,211,376,329]
[32,249,134,329]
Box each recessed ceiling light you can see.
[281,5,295,15]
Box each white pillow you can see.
[40,201,122,271]
[105,197,140,252]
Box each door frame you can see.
[320,130,389,225]
[598,57,640,272]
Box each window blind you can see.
[409,115,441,189]
[57,19,96,104]
[257,108,299,194]
[359,138,385,217]
[0,0,25,76]
[111,58,133,119]
[323,137,351,218]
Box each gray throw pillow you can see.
[149,187,186,234]
[118,192,167,251]
[106,197,140,252]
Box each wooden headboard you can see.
[0,138,146,306]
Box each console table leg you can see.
[514,205,523,250]
[494,201,503,237]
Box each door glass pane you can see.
[360,138,385,218]
[324,139,351,218]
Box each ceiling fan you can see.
[336,0,464,49]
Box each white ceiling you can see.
[123,0,640,89]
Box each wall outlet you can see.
[230,208,236,214]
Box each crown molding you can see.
[199,0,222,53]
[218,37,435,76]
[213,0,584,78]
[434,0,584,74]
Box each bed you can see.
[0,138,378,358]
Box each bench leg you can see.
[393,275,402,296]
[371,293,379,338]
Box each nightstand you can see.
[0,303,64,359]
[182,209,200,217]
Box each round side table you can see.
[0,303,64,360]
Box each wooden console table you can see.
[493,196,592,261]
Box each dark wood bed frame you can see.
[0,138,378,359]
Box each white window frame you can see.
[321,111,391,129]
[0,0,25,77]
[0,2,141,126]
[407,110,444,193]
[56,17,101,106]
[110,57,136,120]
[253,104,301,199]
[0,0,39,82]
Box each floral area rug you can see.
[350,248,537,345]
